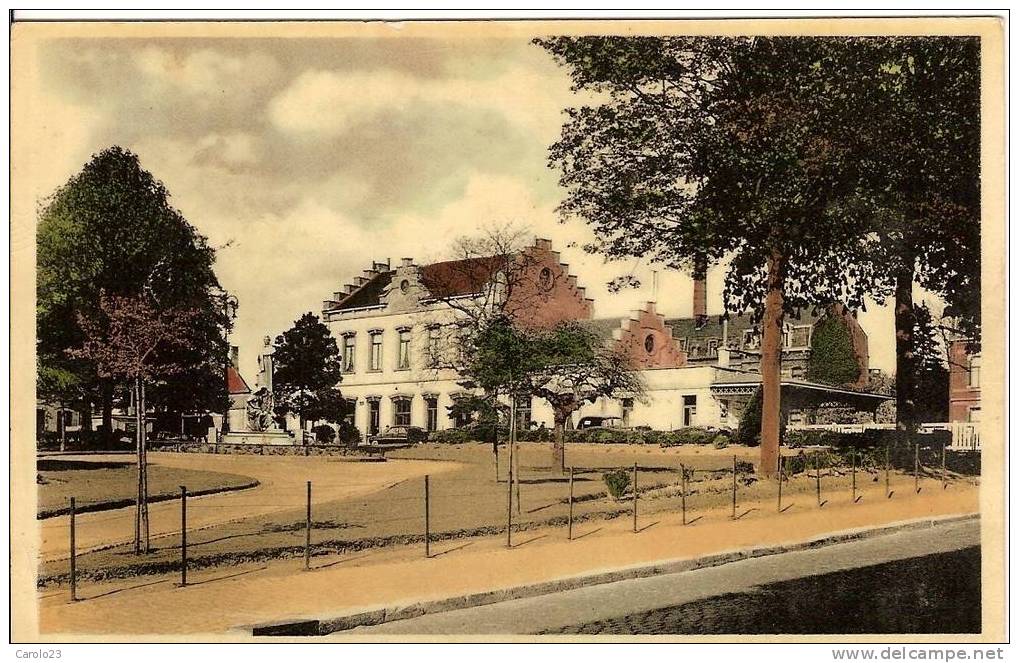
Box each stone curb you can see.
[249,512,978,636]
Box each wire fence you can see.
[47,440,975,603]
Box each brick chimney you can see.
[693,257,708,325]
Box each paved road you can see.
[350,517,979,635]
[40,452,457,562]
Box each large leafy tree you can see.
[37,146,233,433]
[537,36,880,474]
[850,37,980,435]
[526,322,644,473]
[466,316,643,473]
[271,312,346,434]
[71,293,199,554]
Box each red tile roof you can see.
[227,366,251,394]
[418,255,508,299]
[329,255,510,311]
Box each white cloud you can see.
[267,64,575,139]
[134,46,282,97]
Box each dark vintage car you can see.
[366,425,428,448]
[576,416,625,431]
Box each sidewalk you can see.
[37,477,978,638]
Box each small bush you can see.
[336,421,362,446]
[602,469,631,499]
[429,428,472,444]
[312,424,336,445]
[712,435,729,449]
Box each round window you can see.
[400,279,410,293]
[539,267,554,291]
[644,334,656,354]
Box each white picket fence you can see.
[787,421,981,451]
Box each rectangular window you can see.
[515,395,532,431]
[368,399,380,435]
[398,329,411,369]
[682,395,697,427]
[344,399,357,426]
[791,365,804,379]
[394,398,411,426]
[968,355,981,388]
[791,325,812,348]
[968,407,981,423]
[343,335,356,372]
[707,339,719,356]
[425,397,438,432]
[427,326,442,367]
[621,398,634,427]
[370,332,383,371]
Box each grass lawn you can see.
[37,441,961,587]
[37,458,259,518]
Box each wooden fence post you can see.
[506,452,513,549]
[568,467,574,541]
[851,450,857,504]
[776,455,783,513]
[680,464,688,525]
[942,442,948,490]
[69,497,77,602]
[179,486,187,587]
[885,443,891,499]
[632,462,638,533]
[914,443,920,493]
[304,481,312,571]
[424,475,431,558]
[731,455,737,520]
[815,454,822,507]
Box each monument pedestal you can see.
[223,430,294,446]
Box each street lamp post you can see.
[220,294,239,437]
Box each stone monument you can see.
[223,337,294,446]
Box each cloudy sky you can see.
[29,32,907,377]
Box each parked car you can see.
[367,425,428,448]
[577,416,625,430]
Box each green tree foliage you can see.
[807,316,862,386]
[37,146,233,428]
[536,36,879,472]
[912,303,950,422]
[271,312,346,432]
[735,388,764,446]
[848,38,980,431]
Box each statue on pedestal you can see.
[245,386,276,432]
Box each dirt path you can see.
[40,452,459,563]
[37,476,978,637]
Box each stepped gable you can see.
[323,239,595,325]
[506,238,595,329]
[582,303,686,369]
[323,259,392,312]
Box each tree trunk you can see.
[134,378,142,554]
[759,247,785,477]
[133,377,151,554]
[552,409,568,475]
[894,260,917,443]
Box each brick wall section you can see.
[505,238,595,329]
[948,339,980,422]
[612,302,687,369]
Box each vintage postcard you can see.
[9,15,1006,645]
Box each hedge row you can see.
[429,426,736,447]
